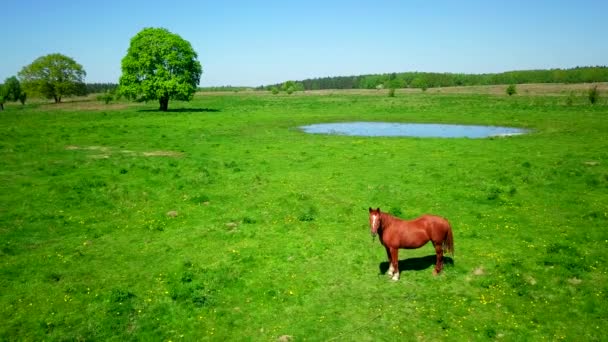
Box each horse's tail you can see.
[443,222,454,256]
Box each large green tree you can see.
[119,27,202,111]
[18,53,86,103]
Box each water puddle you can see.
[300,122,528,138]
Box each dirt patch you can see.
[88,154,111,159]
[65,145,110,152]
[142,151,184,157]
[66,145,183,158]
[473,267,485,276]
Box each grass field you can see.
[1,87,607,340]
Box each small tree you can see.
[281,81,298,95]
[0,76,26,109]
[385,77,402,91]
[3,76,22,102]
[282,81,295,91]
[588,85,599,105]
[19,53,86,103]
[0,85,5,111]
[388,87,395,97]
[120,27,202,111]
[411,77,427,90]
[506,84,517,96]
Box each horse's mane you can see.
[380,211,402,227]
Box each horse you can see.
[368,207,454,280]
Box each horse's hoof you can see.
[432,269,440,276]
[391,274,400,281]
[387,270,394,276]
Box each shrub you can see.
[242,216,257,224]
[109,288,135,302]
[388,88,395,97]
[389,207,403,216]
[506,84,517,96]
[298,206,317,222]
[271,87,279,95]
[588,85,599,105]
[565,91,575,106]
[97,91,114,104]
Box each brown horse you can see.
[369,207,454,280]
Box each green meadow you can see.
[1,88,607,340]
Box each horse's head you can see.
[369,207,381,236]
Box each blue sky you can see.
[2,0,607,87]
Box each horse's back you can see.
[423,214,450,225]
[416,214,451,239]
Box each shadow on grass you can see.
[378,255,454,274]
[137,108,221,113]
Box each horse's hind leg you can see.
[433,242,444,276]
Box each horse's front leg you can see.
[385,247,395,276]
[390,248,400,281]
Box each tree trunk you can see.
[0,103,4,111]
[159,96,169,111]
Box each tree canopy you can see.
[119,27,202,111]
[18,53,86,103]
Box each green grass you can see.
[1,91,607,340]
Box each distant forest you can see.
[85,83,118,94]
[84,67,608,94]
[198,86,253,92]
[259,66,608,91]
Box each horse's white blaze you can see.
[371,215,379,230]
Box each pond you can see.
[299,122,529,138]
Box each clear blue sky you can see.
[2,0,607,87]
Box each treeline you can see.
[86,83,118,94]
[91,84,254,94]
[198,86,253,92]
[259,66,608,91]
